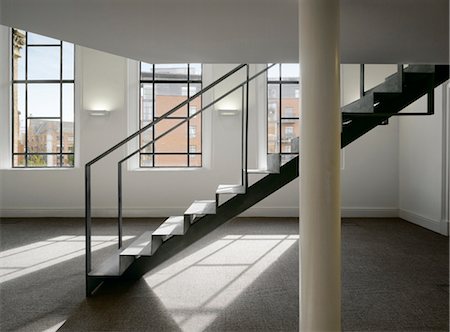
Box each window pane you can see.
[140,154,153,167]
[267,84,280,153]
[27,32,60,45]
[13,84,26,153]
[13,155,26,167]
[62,42,74,80]
[141,63,153,80]
[189,64,202,80]
[12,30,26,80]
[155,64,188,81]
[155,83,188,117]
[268,64,280,81]
[154,154,187,167]
[281,84,300,118]
[140,120,153,153]
[62,154,74,167]
[28,46,60,80]
[140,84,153,122]
[27,154,59,167]
[28,84,60,117]
[27,119,60,153]
[189,154,202,167]
[281,63,299,81]
[154,119,187,153]
[281,119,299,153]
[62,83,74,122]
[189,114,201,152]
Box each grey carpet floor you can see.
[0,217,448,331]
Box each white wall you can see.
[0,36,404,219]
[398,84,449,235]
[340,65,399,217]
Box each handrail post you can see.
[85,165,92,293]
[241,85,245,187]
[360,64,365,97]
[244,64,250,189]
[118,163,123,249]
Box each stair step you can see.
[89,251,134,277]
[153,216,185,236]
[185,200,216,215]
[247,169,274,174]
[216,184,246,195]
[120,231,153,257]
[404,65,435,73]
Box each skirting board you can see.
[1,206,398,218]
[399,209,448,235]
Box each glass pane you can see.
[154,119,187,153]
[155,83,188,117]
[189,82,202,101]
[13,84,26,153]
[27,119,60,153]
[267,84,280,153]
[62,42,74,80]
[189,114,201,152]
[281,154,296,165]
[141,63,153,80]
[281,63,300,81]
[141,84,153,122]
[189,154,202,167]
[189,64,202,80]
[13,155,26,167]
[27,154,59,167]
[140,154,153,167]
[140,121,153,153]
[154,154,187,167]
[62,122,74,153]
[62,83,74,122]
[28,84,60,117]
[267,64,280,81]
[281,84,300,118]
[155,64,188,81]
[62,154,74,167]
[281,119,299,153]
[28,46,60,80]
[27,32,60,45]
[12,30,26,80]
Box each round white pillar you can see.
[299,0,341,331]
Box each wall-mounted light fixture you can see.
[87,109,111,117]
[218,109,239,116]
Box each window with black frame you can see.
[139,63,202,167]
[267,63,300,164]
[11,29,75,168]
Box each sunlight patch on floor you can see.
[0,235,133,283]
[144,234,297,332]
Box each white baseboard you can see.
[2,206,398,219]
[341,207,398,218]
[398,209,447,235]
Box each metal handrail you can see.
[85,64,246,273]
[115,64,276,248]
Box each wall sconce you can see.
[218,109,239,116]
[87,109,111,117]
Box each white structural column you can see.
[299,0,341,331]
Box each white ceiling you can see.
[1,0,448,63]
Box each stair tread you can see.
[120,231,153,256]
[216,184,246,194]
[89,251,133,276]
[247,168,274,174]
[185,200,216,215]
[153,216,185,236]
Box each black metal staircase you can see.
[85,64,449,296]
